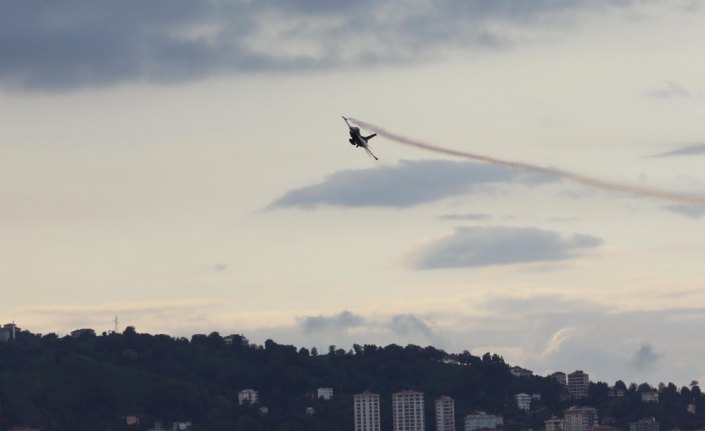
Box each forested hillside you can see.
[0,328,703,431]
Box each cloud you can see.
[647,81,692,98]
[388,314,434,339]
[662,205,705,219]
[300,310,365,334]
[439,213,491,221]
[631,343,663,371]
[406,226,603,269]
[212,263,228,272]
[295,310,441,346]
[271,160,552,209]
[648,143,705,158]
[0,0,639,90]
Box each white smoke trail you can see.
[349,117,705,206]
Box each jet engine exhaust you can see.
[348,117,705,206]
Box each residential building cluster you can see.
[354,391,503,431]
[545,407,662,431]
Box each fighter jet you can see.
[343,116,378,160]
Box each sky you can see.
[2,0,705,387]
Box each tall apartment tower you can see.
[550,372,567,386]
[567,370,590,398]
[354,391,381,431]
[435,396,455,431]
[393,390,425,431]
[564,406,598,431]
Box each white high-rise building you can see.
[0,323,17,342]
[355,391,381,431]
[564,406,598,431]
[515,393,532,411]
[393,390,425,431]
[435,396,455,431]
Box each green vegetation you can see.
[0,328,703,431]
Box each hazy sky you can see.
[2,0,705,386]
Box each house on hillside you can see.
[510,366,533,378]
[317,387,334,400]
[630,418,659,431]
[641,390,659,403]
[464,411,503,431]
[70,328,96,338]
[238,388,259,405]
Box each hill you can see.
[0,328,703,431]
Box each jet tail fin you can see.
[364,133,377,140]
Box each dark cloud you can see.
[631,343,663,371]
[662,205,705,219]
[0,0,637,90]
[408,226,603,269]
[647,81,692,98]
[271,160,552,209]
[648,144,705,158]
[388,314,434,339]
[439,213,491,221]
[484,294,598,314]
[300,310,365,334]
[212,263,227,272]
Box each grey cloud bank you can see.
[649,143,705,158]
[301,310,365,334]
[271,160,552,209]
[298,310,440,344]
[631,344,663,371]
[663,205,705,219]
[1,0,639,90]
[407,226,603,269]
[440,213,491,221]
[647,81,693,99]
